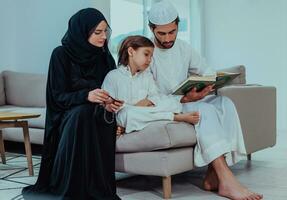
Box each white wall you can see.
[0,1,17,70]
[202,0,287,131]
[0,0,109,74]
[1,0,285,131]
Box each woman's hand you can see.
[88,89,110,104]
[181,85,214,103]
[134,98,155,107]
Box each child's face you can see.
[129,47,154,72]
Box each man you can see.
[148,1,263,200]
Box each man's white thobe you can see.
[150,38,246,167]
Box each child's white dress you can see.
[102,65,182,133]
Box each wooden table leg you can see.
[0,130,6,164]
[22,121,34,176]
[162,176,171,199]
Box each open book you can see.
[172,72,240,95]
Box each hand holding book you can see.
[172,72,240,95]
[180,84,214,103]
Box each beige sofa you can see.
[0,66,276,199]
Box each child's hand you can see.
[116,126,125,136]
[105,98,124,113]
[134,98,154,107]
[105,96,124,104]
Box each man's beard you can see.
[154,35,175,49]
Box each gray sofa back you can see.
[0,65,245,108]
[2,71,47,107]
[0,72,5,105]
[219,65,246,85]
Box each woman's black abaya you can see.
[22,8,120,200]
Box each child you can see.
[102,35,199,133]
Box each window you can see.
[110,0,146,59]
[110,0,202,59]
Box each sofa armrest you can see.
[217,85,276,154]
[218,65,246,84]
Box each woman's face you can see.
[88,20,108,47]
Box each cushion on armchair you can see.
[0,105,46,129]
[3,71,46,107]
[116,121,197,153]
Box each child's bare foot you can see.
[174,112,200,124]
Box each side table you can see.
[0,112,41,176]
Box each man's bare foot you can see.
[218,172,263,200]
[203,165,219,191]
[174,112,200,124]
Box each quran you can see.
[172,72,240,95]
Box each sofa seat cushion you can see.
[116,147,194,176]
[0,105,45,129]
[2,127,44,145]
[116,121,197,153]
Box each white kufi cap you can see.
[148,0,178,25]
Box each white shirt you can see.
[150,38,214,95]
[101,65,182,132]
[102,65,165,106]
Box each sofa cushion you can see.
[3,71,46,107]
[218,65,246,84]
[0,105,46,129]
[0,72,5,105]
[116,147,194,176]
[116,121,197,153]
[2,127,44,145]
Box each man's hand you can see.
[181,85,214,103]
[134,98,155,107]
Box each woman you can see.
[22,8,122,200]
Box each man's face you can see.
[151,22,178,49]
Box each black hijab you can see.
[61,8,115,68]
